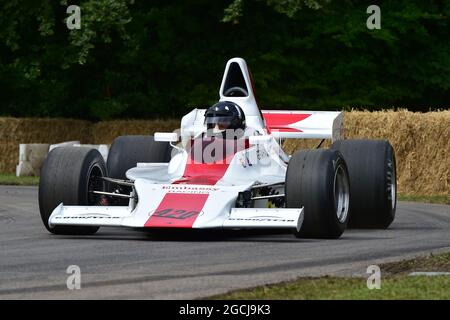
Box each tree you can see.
[223,0,331,23]
[0,1,448,120]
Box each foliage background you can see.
[0,0,449,120]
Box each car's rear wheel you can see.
[107,135,172,180]
[285,149,350,239]
[331,139,397,229]
[39,147,106,235]
[106,135,172,205]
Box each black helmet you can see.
[204,101,246,137]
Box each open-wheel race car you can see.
[39,58,397,239]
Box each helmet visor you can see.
[205,116,232,131]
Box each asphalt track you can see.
[0,185,449,299]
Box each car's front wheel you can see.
[285,149,350,239]
[39,147,106,235]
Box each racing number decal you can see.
[145,193,209,228]
[153,209,200,220]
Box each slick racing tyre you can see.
[285,149,350,239]
[39,147,107,235]
[107,135,172,180]
[331,139,397,229]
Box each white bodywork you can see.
[49,58,343,232]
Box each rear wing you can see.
[262,110,343,141]
[180,109,343,141]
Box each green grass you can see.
[211,276,450,300]
[382,252,450,274]
[0,174,40,186]
[398,193,449,205]
[211,252,450,300]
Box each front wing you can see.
[48,180,303,231]
[49,204,303,231]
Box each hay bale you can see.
[0,112,448,196]
[0,117,92,173]
[91,119,179,144]
[0,142,19,173]
[0,117,92,144]
[283,110,450,195]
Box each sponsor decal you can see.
[55,216,121,219]
[145,193,208,228]
[162,185,219,193]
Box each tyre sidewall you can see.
[331,139,397,229]
[379,143,396,227]
[286,149,350,239]
[39,147,106,234]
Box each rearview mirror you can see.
[154,132,179,143]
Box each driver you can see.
[204,101,246,139]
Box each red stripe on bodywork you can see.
[145,137,248,227]
[263,113,311,132]
[145,161,228,228]
[145,193,208,228]
[173,137,248,185]
[175,163,229,185]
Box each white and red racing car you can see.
[39,58,397,239]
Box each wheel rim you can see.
[333,164,350,223]
[87,164,104,205]
[386,157,396,210]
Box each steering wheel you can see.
[224,86,248,97]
